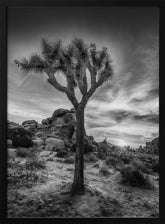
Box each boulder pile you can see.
[7,108,97,154]
[137,138,159,155]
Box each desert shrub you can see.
[93,163,99,168]
[56,150,68,158]
[25,156,46,169]
[13,136,33,148]
[105,156,124,171]
[105,156,118,166]
[84,144,94,153]
[47,157,54,161]
[97,150,107,160]
[8,126,32,140]
[85,154,98,163]
[17,147,31,157]
[120,164,151,187]
[152,161,159,173]
[121,156,130,164]
[99,165,110,176]
[132,159,151,174]
[64,156,75,164]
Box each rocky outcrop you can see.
[32,138,45,147]
[145,138,159,154]
[22,120,38,131]
[45,137,65,151]
[7,108,97,153]
[137,137,159,154]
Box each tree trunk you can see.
[71,107,85,195]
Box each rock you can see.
[45,137,65,151]
[51,117,65,127]
[22,120,38,130]
[51,108,70,119]
[38,151,53,158]
[38,145,45,151]
[36,124,45,130]
[70,108,76,113]
[55,124,75,140]
[8,121,20,129]
[8,148,17,161]
[138,137,159,154]
[84,135,94,145]
[63,113,76,124]
[32,138,44,147]
[35,131,43,137]
[41,118,52,125]
[45,145,54,151]
[7,139,13,148]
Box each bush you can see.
[8,127,32,140]
[56,150,68,158]
[8,158,48,188]
[84,144,94,153]
[85,154,98,163]
[152,161,159,173]
[105,156,118,166]
[13,136,33,148]
[93,163,99,168]
[132,159,151,174]
[17,147,31,157]
[105,156,124,171]
[120,164,151,187]
[99,165,110,176]
[64,156,75,164]
[25,156,46,169]
[97,151,106,160]
[121,156,130,164]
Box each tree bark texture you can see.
[71,107,85,195]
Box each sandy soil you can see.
[7,153,159,218]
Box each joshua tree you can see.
[15,37,114,195]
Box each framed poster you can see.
[0,0,162,223]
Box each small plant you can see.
[121,156,130,164]
[84,144,94,153]
[25,156,46,169]
[99,165,110,176]
[17,147,31,157]
[120,164,152,188]
[132,159,151,174]
[105,156,118,166]
[64,156,75,164]
[56,150,68,158]
[152,161,159,173]
[85,154,97,163]
[93,163,99,168]
[105,156,124,171]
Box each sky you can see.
[7,7,159,148]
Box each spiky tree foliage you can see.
[15,37,114,195]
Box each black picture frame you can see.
[0,0,164,223]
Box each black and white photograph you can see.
[6,5,159,218]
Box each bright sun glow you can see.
[117,139,128,147]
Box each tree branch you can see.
[87,59,96,87]
[47,72,79,108]
[80,72,109,107]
